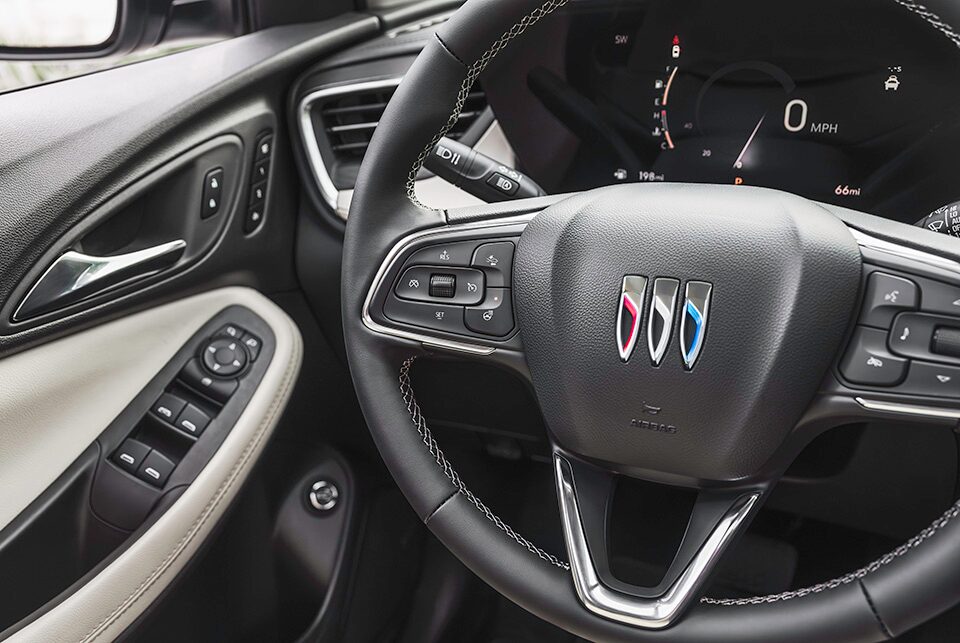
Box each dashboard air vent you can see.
[317,84,488,161]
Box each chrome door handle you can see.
[14,239,187,320]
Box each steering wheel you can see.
[341,1,960,639]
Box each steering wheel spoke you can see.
[554,454,764,629]
[361,198,561,363]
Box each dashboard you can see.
[485,0,960,224]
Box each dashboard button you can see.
[180,359,238,403]
[896,361,960,398]
[137,450,175,488]
[860,272,917,328]
[152,393,187,424]
[471,241,515,287]
[383,296,466,335]
[465,288,514,337]
[840,327,907,386]
[113,439,150,474]
[920,278,960,317]
[406,241,478,267]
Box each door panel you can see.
[0,10,377,642]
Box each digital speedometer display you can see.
[488,0,960,223]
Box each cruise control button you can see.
[920,278,960,317]
[860,272,917,328]
[137,450,176,488]
[383,296,466,335]
[395,266,484,305]
[465,288,514,337]
[113,439,150,474]
[896,361,960,398]
[406,241,478,267]
[152,393,186,423]
[180,359,238,403]
[472,242,515,287]
[840,327,907,386]
[175,403,211,437]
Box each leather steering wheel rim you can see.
[341,1,960,640]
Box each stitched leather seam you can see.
[858,579,894,639]
[78,318,302,642]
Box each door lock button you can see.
[201,168,224,219]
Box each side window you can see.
[0,0,246,95]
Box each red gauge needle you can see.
[733,114,766,169]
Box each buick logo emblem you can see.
[617,276,712,369]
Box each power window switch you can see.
[152,393,187,424]
[137,450,176,488]
[113,439,150,474]
[175,404,211,437]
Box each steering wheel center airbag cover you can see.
[514,184,861,482]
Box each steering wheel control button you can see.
[180,359,238,403]
[889,313,960,365]
[384,296,466,335]
[152,393,187,424]
[201,168,224,219]
[860,272,918,328]
[137,450,176,488]
[407,241,478,267]
[428,273,456,298]
[307,480,340,513]
[896,361,960,398]
[916,278,960,317]
[202,337,248,377]
[465,288,514,336]
[840,327,907,386]
[932,326,960,359]
[113,439,150,474]
[471,241,515,287]
[175,404,211,437]
[396,266,484,305]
